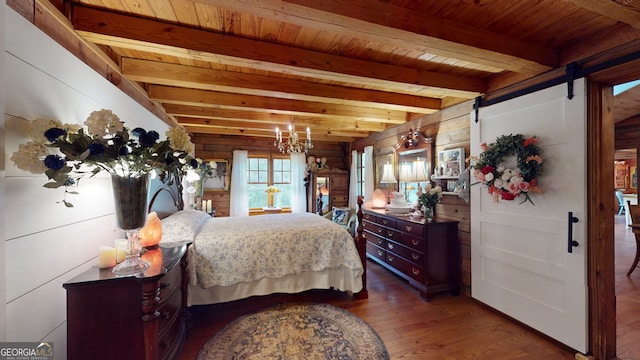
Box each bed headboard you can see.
[148,171,184,219]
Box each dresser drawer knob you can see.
[377,228,383,233]
[377,250,383,257]
[412,239,419,246]
[412,268,420,275]
[387,231,394,237]
[383,219,388,225]
[388,256,394,262]
[387,243,394,250]
[161,311,171,320]
[377,238,383,245]
[405,225,412,232]
[412,253,419,260]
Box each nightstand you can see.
[63,242,190,360]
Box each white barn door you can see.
[471,79,587,352]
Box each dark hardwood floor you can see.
[178,218,639,359]
[615,215,640,360]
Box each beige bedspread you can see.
[187,212,364,289]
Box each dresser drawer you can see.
[158,304,185,360]
[396,232,423,251]
[158,264,182,304]
[379,217,396,229]
[366,242,386,261]
[331,195,348,204]
[366,232,386,248]
[396,219,423,237]
[158,285,182,336]
[363,212,377,223]
[386,240,423,265]
[362,219,378,233]
[386,252,424,283]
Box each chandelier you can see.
[274,124,313,154]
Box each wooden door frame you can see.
[587,52,640,359]
[587,80,616,360]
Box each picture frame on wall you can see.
[437,148,465,177]
[204,159,229,191]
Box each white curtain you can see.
[290,152,306,213]
[349,150,358,210]
[230,150,249,217]
[364,145,375,201]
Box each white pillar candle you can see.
[114,238,128,263]
[207,200,213,213]
[98,246,117,269]
[202,200,206,211]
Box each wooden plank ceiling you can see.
[50,0,640,145]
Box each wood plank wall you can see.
[192,134,350,217]
[352,101,474,295]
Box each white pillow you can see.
[161,210,210,243]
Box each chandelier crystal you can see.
[274,124,313,154]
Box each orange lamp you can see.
[371,189,387,208]
[139,212,163,248]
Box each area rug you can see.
[196,302,390,360]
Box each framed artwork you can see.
[437,148,465,177]
[375,153,396,190]
[632,166,637,188]
[203,159,229,191]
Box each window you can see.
[356,151,365,198]
[247,154,291,209]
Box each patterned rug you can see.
[196,302,390,360]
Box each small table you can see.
[627,224,640,275]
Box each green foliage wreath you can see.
[471,134,544,205]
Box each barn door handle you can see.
[568,212,579,253]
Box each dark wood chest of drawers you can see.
[63,242,190,360]
[363,209,460,300]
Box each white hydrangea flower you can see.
[166,127,194,153]
[84,109,123,137]
[10,141,49,174]
[28,118,63,143]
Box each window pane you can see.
[247,183,267,208]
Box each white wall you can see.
[4,6,170,359]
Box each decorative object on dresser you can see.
[363,208,460,301]
[306,168,349,215]
[64,242,190,360]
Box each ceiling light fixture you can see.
[274,123,313,154]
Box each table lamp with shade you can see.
[411,159,429,196]
[379,162,397,205]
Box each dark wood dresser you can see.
[63,242,190,360]
[363,208,460,300]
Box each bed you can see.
[159,210,366,305]
[147,177,367,305]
